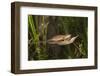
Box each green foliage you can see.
[56,16,88,58]
[28,15,88,60]
[28,15,48,60]
[28,15,40,59]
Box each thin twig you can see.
[73,42,81,55]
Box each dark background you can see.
[28,15,88,60]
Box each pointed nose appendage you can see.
[70,35,79,43]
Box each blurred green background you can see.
[28,15,88,60]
